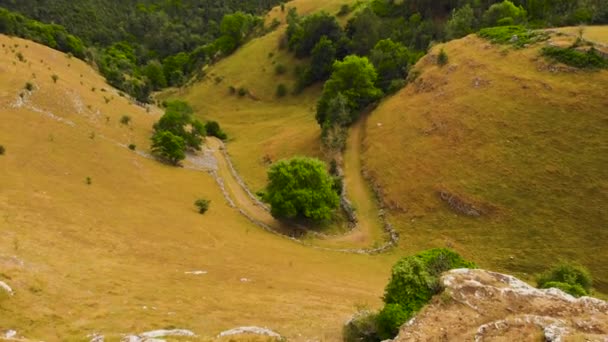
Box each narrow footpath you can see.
[204,114,393,252]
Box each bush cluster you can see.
[346,249,475,341]
[150,100,205,166]
[537,262,593,297]
[477,25,546,47]
[542,46,607,69]
[204,121,227,140]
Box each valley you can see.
[0,0,607,340]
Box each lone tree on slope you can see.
[263,157,340,222]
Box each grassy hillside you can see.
[361,32,608,292]
[0,34,398,340]
[179,0,365,192]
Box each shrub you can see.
[85,177,92,185]
[477,26,547,47]
[376,304,410,339]
[205,121,227,140]
[274,63,287,75]
[120,115,131,125]
[238,87,248,97]
[150,130,186,165]
[378,249,476,340]
[541,281,588,297]
[541,46,607,69]
[228,85,236,94]
[24,82,34,91]
[0,145,5,155]
[263,157,340,222]
[437,49,448,66]
[276,83,288,97]
[343,310,380,342]
[51,74,59,83]
[194,198,210,214]
[128,144,136,150]
[537,262,592,297]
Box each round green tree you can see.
[264,157,340,222]
[151,130,186,165]
[316,55,383,126]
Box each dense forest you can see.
[0,0,283,101]
[1,0,606,104]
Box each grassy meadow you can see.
[0,34,399,340]
[1,0,607,338]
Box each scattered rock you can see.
[0,281,14,296]
[88,333,104,342]
[4,330,17,339]
[510,35,519,43]
[140,329,196,338]
[438,190,483,217]
[472,76,491,88]
[240,278,251,283]
[218,326,282,339]
[121,329,196,342]
[184,270,207,275]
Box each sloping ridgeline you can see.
[0,0,283,101]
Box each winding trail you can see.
[204,114,396,253]
[328,115,387,246]
[10,85,395,253]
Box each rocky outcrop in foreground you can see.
[394,269,608,341]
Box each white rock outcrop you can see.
[394,269,608,341]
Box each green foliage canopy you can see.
[309,36,337,82]
[445,4,476,39]
[316,56,383,126]
[287,11,343,58]
[370,39,411,92]
[483,0,528,26]
[263,157,340,222]
[537,262,593,297]
[151,130,186,165]
[377,249,476,339]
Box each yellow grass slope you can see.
[362,33,608,293]
[0,34,397,341]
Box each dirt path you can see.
[205,114,392,252]
[335,115,387,245]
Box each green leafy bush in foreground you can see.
[377,248,476,340]
[541,46,607,69]
[537,262,593,297]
